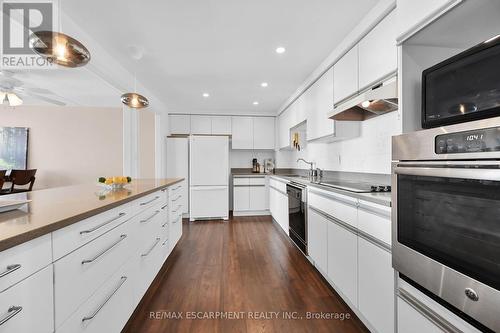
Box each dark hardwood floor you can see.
[123,215,368,333]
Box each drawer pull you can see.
[80,213,126,235]
[172,185,181,190]
[141,237,161,257]
[0,306,22,326]
[172,195,182,202]
[0,264,21,278]
[172,205,182,213]
[162,220,169,228]
[173,216,181,224]
[81,235,127,265]
[162,239,168,246]
[140,196,160,206]
[140,210,160,223]
[160,204,168,210]
[82,276,127,323]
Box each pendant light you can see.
[28,1,90,67]
[0,91,23,106]
[121,46,149,109]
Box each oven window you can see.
[398,174,500,290]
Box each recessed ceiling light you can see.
[202,93,210,98]
[253,101,259,105]
[261,82,268,87]
[275,47,286,54]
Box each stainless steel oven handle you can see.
[394,166,500,181]
[398,287,463,333]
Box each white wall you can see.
[229,149,275,169]
[276,111,401,174]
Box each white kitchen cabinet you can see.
[276,190,289,234]
[233,176,268,215]
[327,216,358,307]
[166,138,189,216]
[359,10,398,90]
[278,110,291,149]
[358,237,394,333]
[333,46,359,105]
[293,94,307,125]
[253,117,275,150]
[211,116,232,135]
[0,266,53,333]
[249,186,267,211]
[190,186,229,220]
[233,186,250,211]
[231,116,253,149]
[190,115,212,135]
[306,67,335,141]
[169,114,190,135]
[307,208,328,275]
[396,0,460,41]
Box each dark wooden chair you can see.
[7,169,37,194]
[0,170,6,191]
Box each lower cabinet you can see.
[397,296,444,333]
[0,265,53,333]
[358,237,394,333]
[326,215,358,307]
[233,176,268,215]
[269,185,289,235]
[307,208,328,274]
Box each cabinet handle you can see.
[80,213,126,235]
[82,277,127,323]
[140,196,160,206]
[0,264,21,278]
[141,237,161,257]
[172,195,182,202]
[161,219,169,228]
[140,210,160,223]
[172,205,182,213]
[81,235,127,265]
[0,306,22,326]
[160,204,168,210]
[173,185,181,190]
[162,239,168,246]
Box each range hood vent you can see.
[329,76,398,121]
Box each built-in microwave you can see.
[422,34,500,129]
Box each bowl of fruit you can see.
[98,176,132,190]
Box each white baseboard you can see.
[233,210,271,217]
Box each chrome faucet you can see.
[296,158,323,182]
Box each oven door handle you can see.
[394,166,500,181]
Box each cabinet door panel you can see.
[359,10,398,89]
[231,117,253,149]
[327,218,358,306]
[190,115,212,134]
[306,67,335,141]
[307,209,328,274]
[333,46,358,104]
[169,115,190,134]
[233,186,250,211]
[249,186,267,211]
[358,238,394,333]
[211,116,232,135]
[253,117,275,150]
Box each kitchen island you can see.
[0,178,184,333]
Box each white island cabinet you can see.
[0,180,184,333]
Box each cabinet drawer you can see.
[53,204,131,260]
[131,190,166,214]
[269,177,287,193]
[233,177,250,186]
[249,177,266,185]
[133,234,165,302]
[0,265,53,333]
[357,200,391,245]
[168,183,183,198]
[0,235,51,292]
[56,260,135,333]
[308,189,358,228]
[54,220,134,328]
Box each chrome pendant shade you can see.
[121,92,149,109]
[29,31,91,68]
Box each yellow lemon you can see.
[112,176,121,184]
[104,179,113,185]
[121,176,127,184]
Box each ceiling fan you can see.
[0,70,66,107]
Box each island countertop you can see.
[0,178,183,252]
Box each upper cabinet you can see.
[169,114,191,135]
[306,67,335,141]
[211,116,232,135]
[190,115,212,135]
[396,0,461,41]
[253,117,275,150]
[333,46,358,105]
[358,10,398,90]
[278,110,292,150]
[232,116,275,150]
[231,116,253,149]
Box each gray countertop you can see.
[268,175,392,207]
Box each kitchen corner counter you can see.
[269,175,392,207]
[0,178,183,252]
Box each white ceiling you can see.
[10,0,381,113]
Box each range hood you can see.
[328,76,398,121]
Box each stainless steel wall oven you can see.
[392,117,500,332]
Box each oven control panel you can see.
[435,127,500,154]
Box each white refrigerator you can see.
[166,137,189,217]
[189,135,229,221]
